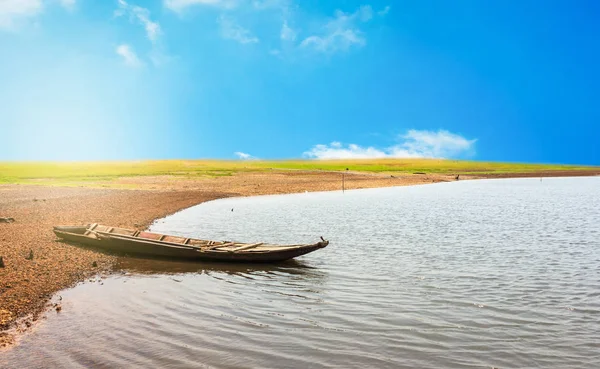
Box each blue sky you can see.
[0,0,598,164]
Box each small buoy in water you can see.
[231,208,234,212]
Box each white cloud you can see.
[0,0,78,30]
[116,0,161,43]
[59,0,76,11]
[252,0,287,10]
[0,0,42,29]
[377,5,390,16]
[357,5,373,21]
[116,44,143,67]
[299,5,373,54]
[133,7,160,42]
[304,130,477,159]
[280,20,296,41]
[164,0,237,12]
[305,142,389,160]
[234,151,256,160]
[218,15,259,44]
[165,0,287,12]
[300,29,365,53]
[398,129,476,158]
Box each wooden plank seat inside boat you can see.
[91,225,221,248]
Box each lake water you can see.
[1,177,599,369]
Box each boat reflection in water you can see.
[113,255,319,278]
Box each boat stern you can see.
[53,225,89,236]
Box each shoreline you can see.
[1,170,598,348]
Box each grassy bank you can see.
[0,159,597,186]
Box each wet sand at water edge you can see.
[1,170,598,348]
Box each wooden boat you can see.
[53,224,329,263]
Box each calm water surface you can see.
[2,178,599,369]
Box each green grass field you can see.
[0,159,597,185]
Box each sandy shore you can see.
[0,170,598,347]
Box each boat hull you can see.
[99,236,326,262]
[53,226,328,263]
